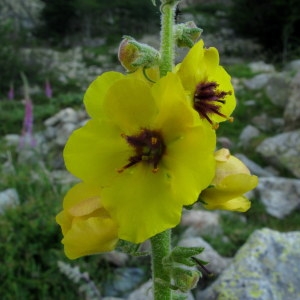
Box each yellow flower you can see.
[56,182,118,259]
[200,148,258,212]
[64,72,216,243]
[175,40,236,128]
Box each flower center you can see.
[118,128,166,173]
[194,81,233,128]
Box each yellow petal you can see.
[176,40,205,91]
[163,125,216,205]
[101,164,182,243]
[64,119,130,185]
[203,174,258,201]
[63,182,102,212]
[151,73,196,142]
[204,196,251,212]
[103,78,157,134]
[84,71,125,119]
[207,66,236,123]
[56,210,72,236]
[62,217,118,259]
[203,47,220,72]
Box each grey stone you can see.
[4,134,20,147]
[127,280,195,300]
[234,153,275,177]
[44,107,78,126]
[0,188,19,214]
[243,74,272,90]
[255,177,300,218]
[265,73,290,108]
[248,61,275,73]
[50,170,80,185]
[217,137,233,149]
[178,237,231,276]
[102,251,129,267]
[284,72,300,130]
[181,210,222,238]
[251,113,278,132]
[238,125,260,149]
[256,129,300,178]
[196,228,300,300]
[55,123,77,146]
[284,59,300,72]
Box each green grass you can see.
[0,93,84,135]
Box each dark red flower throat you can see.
[118,129,166,173]
[194,81,232,128]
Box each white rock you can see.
[248,61,275,73]
[234,153,275,177]
[243,73,272,90]
[0,188,20,214]
[55,123,77,146]
[181,210,221,238]
[255,177,300,218]
[44,108,78,126]
[238,125,260,149]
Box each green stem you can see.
[150,3,177,299]
[159,2,177,76]
[151,230,172,300]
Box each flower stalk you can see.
[159,1,177,76]
[151,230,172,300]
[150,1,178,299]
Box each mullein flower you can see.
[175,40,236,129]
[200,148,258,212]
[64,72,216,243]
[56,182,119,259]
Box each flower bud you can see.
[56,182,119,259]
[172,268,201,292]
[174,21,203,48]
[200,148,258,212]
[118,36,160,72]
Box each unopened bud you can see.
[174,21,202,48]
[172,268,201,292]
[118,36,160,72]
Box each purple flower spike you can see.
[45,79,53,98]
[8,83,14,100]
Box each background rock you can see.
[0,188,20,214]
[256,129,300,178]
[284,72,300,130]
[255,177,300,218]
[197,228,300,300]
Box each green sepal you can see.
[163,246,205,267]
[174,21,203,48]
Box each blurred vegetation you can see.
[228,0,300,63]
[35,0,160,46]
